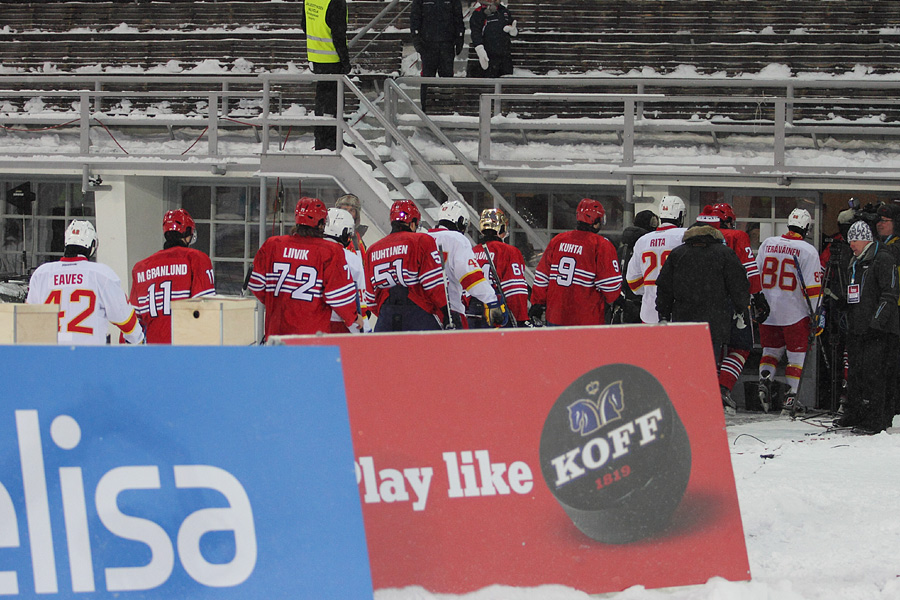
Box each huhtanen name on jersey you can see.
[764,244,800,257]
[283,247,310,260]
[370,245,409,262]
[135,263,188,283]
[559,243,583,255]
[549,408,663,488]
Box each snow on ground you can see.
[376,414,900,600]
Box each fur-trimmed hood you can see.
[682,224,725,244]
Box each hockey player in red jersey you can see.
[129,209,215,344]
[427,200,506,329]
[470,208,529,326]
[249,197,361,339]
[27,220,144,345]
[529,198,622,326]
[700,203,770,413]
[364,200,449,332]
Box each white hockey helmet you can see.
[324,207,355,245]
[787,208,812,235]
[64,220,97,256]
[658,195,686,222]
[438,200,469,232]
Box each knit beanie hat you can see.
[847,220,874,242]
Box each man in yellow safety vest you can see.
[303,0,350,151]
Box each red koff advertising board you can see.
[279,324,750,594]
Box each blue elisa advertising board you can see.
[0,346,373,599]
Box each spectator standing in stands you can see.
[28,220,144,346]
[655,223,750,415]
[129,209,215,344]
[303,0,351,151]
[469,208,529,327]
[410,0,465,113]
[836,220,899,433]
[755,209,823,416]
[616,209,658,323]
[469,0,517,78]
[529,198,621,326]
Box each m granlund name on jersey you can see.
[135,263,188,283]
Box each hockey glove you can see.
[439,306,455,330]
[475,45,490,70]
[527,303,546,326]
[751,292,770,324]
[503,20,518,37]
[455,36,464,55]
[485,300,509,328]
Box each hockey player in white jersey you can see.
[427,200,508,328]
[755,208,823,415]
[625,195,688,323]
[26,220,144,345]
[324,207,367,333]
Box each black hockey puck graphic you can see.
[539,364,691,544]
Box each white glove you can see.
[475,45,489,70]
[503,20,518,36]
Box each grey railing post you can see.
[774,99,786,169]
[80,92,90,155]
[623,98,635,167]
[208,93,218,156]
[261,78,271,155]
[479,94,492,164]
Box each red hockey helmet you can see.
[295,196,328,226]
[576,198,606,226]
[389,200,421,225]
[163,209,195,235]
[712,202,736,225]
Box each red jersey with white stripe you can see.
[27,256,143,345]
[625,223,686,323]
[756,232,823,326]
[364,230,447,317]
[532,229,621,325]
[427,227,497,314]
[129,246,215,344]
[473,239,529,322]
[249,234,358,337]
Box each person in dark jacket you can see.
[469,0,517,78]
[303,0,351,151]
[836,220,899,433]
[616,209,658,323]
[410,0,464,112]
[656,225,751,411]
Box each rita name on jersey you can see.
[135,263,188,283]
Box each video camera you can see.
[846,197,881,228]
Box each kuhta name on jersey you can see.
[0,410,257,595]
[558,243,583,255]
[549,408,663,488]
[135,263,188,284]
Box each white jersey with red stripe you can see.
[625,223,686,323]
[330,246,365,328]
[427,227,497,314]
[756,232,823,326]
[26,256,144,345]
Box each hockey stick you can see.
[434,245,455,330]
[481,242,516,328]
[791,255,829,369]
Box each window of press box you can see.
[696,190,819,253]
[0,181,94,276]
[174,181,344,295]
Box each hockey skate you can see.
[781,393,807,418]
[721,385,736,416]
[757,376,772,413]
